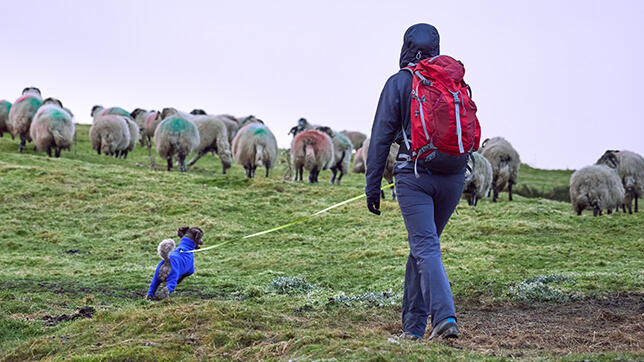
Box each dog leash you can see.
[183,183,395,253]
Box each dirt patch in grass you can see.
[42,306,95,327]
[382,292,643,357]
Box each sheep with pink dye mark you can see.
[29,98,75,158]
[8,87,43,152]
[290,129,334,183]
[232,122,279,178]
[0,100,11,138]
[352,147,365,173]
[316,126,353,185]
[131,108,158,147]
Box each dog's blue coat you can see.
[147,237,197,297]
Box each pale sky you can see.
[2,0,642,170]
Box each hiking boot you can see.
[428,317,458,340]
[399,331,422,341]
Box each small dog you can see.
[146,226,204,300]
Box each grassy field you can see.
[0,125,642,361]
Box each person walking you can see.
[366,23,477,340]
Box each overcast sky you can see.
[2,0,642,170]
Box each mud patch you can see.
[42,306,95,327]
[385,292,643,357]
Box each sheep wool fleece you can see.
[147,237,197,297]
[366,23,464,337]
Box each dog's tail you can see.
[157,239,176,260]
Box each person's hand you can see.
[367,195,381,215]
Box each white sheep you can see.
[29,98,75,157]
[596,150,644,213]
[154,108,200,172]
[122,117,139,159]
[341,130,367,150]
[0,100,11,138]
[570,152,625,216]
[89,115,131,157]
[185,113,232,174]
[130,108,156,147]
[290,129,334,183]
[232,123,279,178]
[8,87,43,152]
[316,126,353,185]
[461,152,493,206]
[362,138,399,200]
[189,110,240,145]
[479,137,521,202]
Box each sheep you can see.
[89,115,131,157]
[131,108,157,147]
[362,138,399,200]
[315,126,353,185]
[290,129,334,183]
[139,110,162,148]
[232,123,279,178]
[341,130,367,150]
[461,152,493,206]
[8,87,43,152]
[570,152,625,216]
[479,137,521,202]
[596,150,644,214]
[91,105,130,119]
[352,147,365,173]
[0,100,11,138]
[122,117,139,159]
[154,108,200,172]
[189,110,240,145]
[185,113,232,174]
[29,98,75,157]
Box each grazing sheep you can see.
[362,138,399,200]
[89,115,131,157]
[8,87,43,152]
[461,152,493,206]
[597,150,644,214]
[570,153,625,216]
[29,98,75,158]
[185,113,232,174]
[154,108,200,172]
[352,147,365,173]
[290,129,334,183]
[479,137,521,202]
[341,130,367,150]
[0,100,11,138]
[316,126,353,185]
[232,123,279,178]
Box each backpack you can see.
[402,55,481,176]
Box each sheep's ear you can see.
[91,105,102,117]
[481,138,489,148]
[177,226,189,237]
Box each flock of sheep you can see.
[1,87,642,216]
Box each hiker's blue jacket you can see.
[147,237,197,296]
[365,23,440,200]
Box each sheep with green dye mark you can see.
[89,115,131,157]
[570,152,624,216]
[154,108,200,172]
[596,150,644,213]
[291,129,334,183]
[461,152,493,206]
[8,87,43,152]
[316,126,353,185]
[184,112,232,174]
[479,137,521,202]
[362,138,399,200]
[91,105,130,119]
[29,98,75,158]
[0,100,11,138]
[232,122,279,178]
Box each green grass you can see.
[0,125,642,361]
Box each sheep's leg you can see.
[635,196,639,213]
[336,170,344,186]
[55,148,62,158]
[469,189,477,206]
[122,151,129,159]
[390,181,396,200]
[265,160,271,178]
[493,189,499,202]
[45,146,52,157]
[607,208,612,215]
[179,155,187,172]
[18,137,26,153]
[330,167,337,184]
[187,150,207,167]
[508,183,513,201]
[167,156,173,171]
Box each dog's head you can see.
[178,226,204,249]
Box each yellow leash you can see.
[185,183,394,253]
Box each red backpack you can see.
[403,55,481,175]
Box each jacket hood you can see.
[399,23,440,68]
